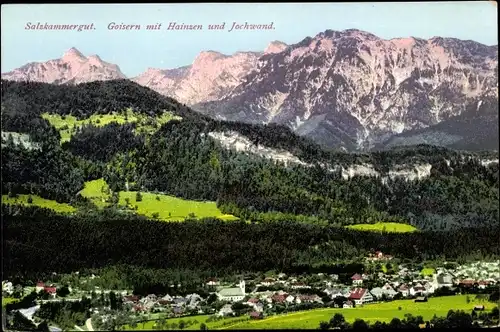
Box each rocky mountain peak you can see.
[264,41,288,54]
[196,30,498,151]
[62,47,86,62]
[2,48,126,84]
[193,51,227,65]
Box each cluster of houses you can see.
[366,251,394,261]
[123,293,205,316]
[4,258,499,325]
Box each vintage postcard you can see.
[1,2,499,331]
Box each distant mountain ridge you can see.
[131,41,288,105]
[2,29,497,152]
[1,47,126,84]
[195,29,498,151]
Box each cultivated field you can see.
[219,295,493,330]
[1,194,77,213]
[42,109,181,143]
[346,222,418,233]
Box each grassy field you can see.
[118,191,238,221]
[346,222,418,233]
[2,194,76,213]
[220,295,494,330]
[420,268,436,276]
[80,178,237,221]
[42,109,181,143]
[2,297,19,307]
[79,178,111,208]
[123,315,249,330]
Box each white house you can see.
[420,282,433,295]
[261,278,276,287]
[432,273,454,289]
[369,287,385,300]
[382,284,397,298]
[217,304,234,317]
[285,295,295,303]
[351,274,363,285]
[324,287,341,299]
[348,288,373,305]
[206,278,220,288]
[35,282,45,293]
[254,302,264,312]
[290,282,311,289]
[398,284,410,297]
[217,280,245,302]
[343,300,354,308]
[2,281,13,295]
[410,283,426,296]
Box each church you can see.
[217,280,246,302]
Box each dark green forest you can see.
[1,79,499,281]
[3,205,500,284]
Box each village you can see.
[3,253,500,330]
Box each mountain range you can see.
[2,29,498,151]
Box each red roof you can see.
[36,282,45,287]
[351,273,362,280]
[478,280,490,285]
[399,284,408,291]
[349,288,367,300]
[459,279,476,285]
[44,286,57,294]
[271,294,286,303]
[247,298,259,303]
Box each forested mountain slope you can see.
[1,79,498,233]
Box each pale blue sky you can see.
[1,2,497,77]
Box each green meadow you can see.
[346,222,418,233]
[1,179,237,222]
[219,295,494,330]
[119,191,238,221]
[123,315,250,330]
[80,178,237,221]
[79,178,111,208]
[420,268,436,276]
[1,194,77,214]
[42,109,181,143]
[2,297,19,307]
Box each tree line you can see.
[3,205,500,284]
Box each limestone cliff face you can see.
[3,30,497,151]
[196,29,498,150]
[132,40,288,106]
